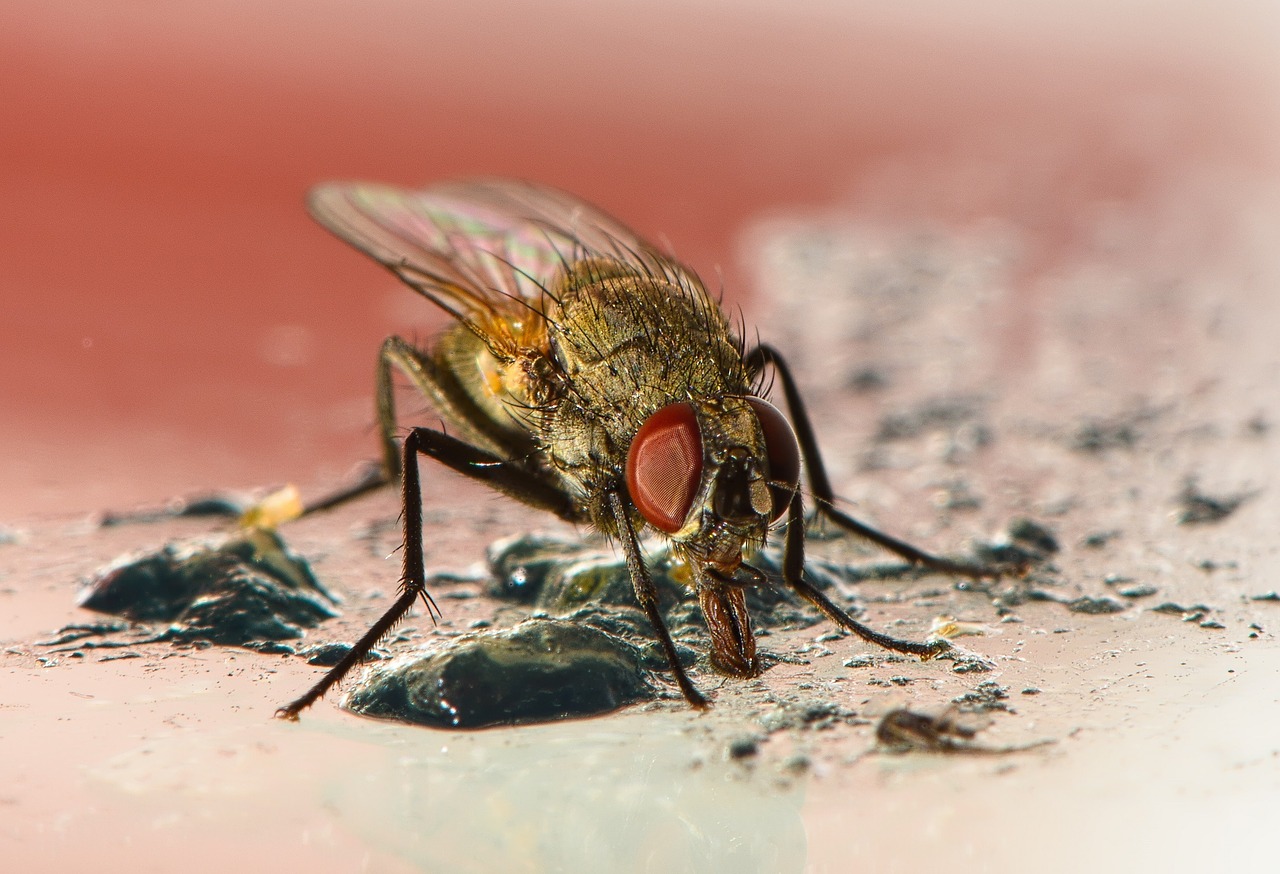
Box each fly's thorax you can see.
[546,260,748,420]
[538,259,751,514]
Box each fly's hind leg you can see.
[264,332,517,520]
[101,336,452,525]
[276,426,582,719]
[298,334,487,517]
[745,344,1009,580]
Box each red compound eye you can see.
[746,398,801,522]
[626,403,704,533]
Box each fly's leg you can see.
[275,426,581,719]
[301,334,497,517]
[282,334,419,517]
[606,491,709,709]
[100,336,450,525]
[302,334,535,515]
[777,491,947,659]
[745,344,1007,580]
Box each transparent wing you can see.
[308,179,697,353]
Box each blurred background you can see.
[3,0,1278,518]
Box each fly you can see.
[276,179,1009,719]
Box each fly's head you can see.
[624,396,801,574]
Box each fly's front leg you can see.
[746,344,1007,580]
[276,427,581,720]
[606,491,709,709]
[777,492,947,659]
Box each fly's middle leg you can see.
[745,343,1014,580]
[296,334,458,516]
[775,491,948,659]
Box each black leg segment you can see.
[276,426,582,719]
[747,343,1008,580]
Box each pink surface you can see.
[4,5,1280,871]
[2,2,1276,516]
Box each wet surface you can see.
[346,619,654,727]
[342,527,1052,727]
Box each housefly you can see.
[276,179,1007,718]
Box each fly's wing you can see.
[308,179,700,355]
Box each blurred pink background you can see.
[3,0,1277,518]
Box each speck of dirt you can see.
[973,517,1059,567]
[757,697,863,733]
[1176,479,1254,525]
[1006,518,1060,556]
[1151,601,1214,617]
[847,365,889,392]
[1245,414,1270,436]
[1082,530,1122,549]
[727,735,762,759]
[1066,596,1128,615]
[1250,592,1280,602]
[842,655,878,669]
[1116,584,1158,599]
[780,753,811,774]
[1072,420,1138,452]
[1196,559,1239,572]
[952,681,1012,714]
[949,657,995,674]
[1069,406,1163,453]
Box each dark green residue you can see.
[484,533,578,603]
[344,618,654,728]
[485,533,821,635]
[77,528,338,646]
